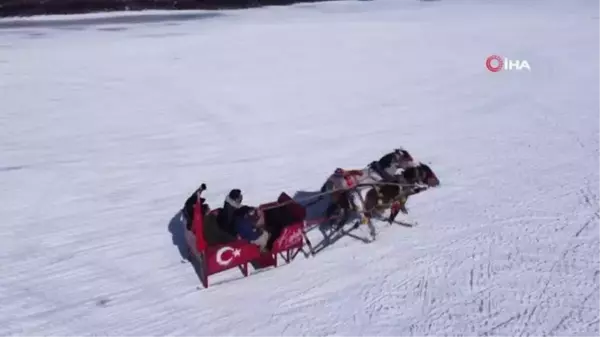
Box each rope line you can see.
[259,181,426,212]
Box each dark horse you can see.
[362,162,440,223]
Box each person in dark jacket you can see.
[182,183,208,230]
[215,188,245,237]
[234,206,270,251]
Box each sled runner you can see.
[184,189,309,288]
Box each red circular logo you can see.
[486,55,503,72]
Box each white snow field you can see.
[0,0,598,335]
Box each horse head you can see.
[401,162,440,187]
[419,163,440,187]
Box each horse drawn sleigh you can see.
[181,149,441,288]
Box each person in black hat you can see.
[181,183,208,230]
[215,188,245,237]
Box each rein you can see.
[241,166,433,213]
[260,181,426,211]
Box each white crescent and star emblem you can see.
[216,246,242,266]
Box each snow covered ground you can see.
[0,0,598,335]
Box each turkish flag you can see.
[193,199,207,252]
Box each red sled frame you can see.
[185,192,309,288]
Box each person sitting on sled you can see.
[234,206,270,252]
[216,188,247,238]
[182,183,209,230]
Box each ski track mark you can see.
[547,287,599,336]
[575,211,599,238]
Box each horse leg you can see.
[334,207,350,231]
[369,186,395,218]
[333,191,357,230]
[325,189,341,216]
[346,188,362,222]
[388,199,408,224]
[388,202,402,224]
[349,187,374,229]
[387,189,411,224]
[395,188,410,213]
[324,191,345,231]
[363,188,380,219]
[325,201,339,219]
[355,188,377,239]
